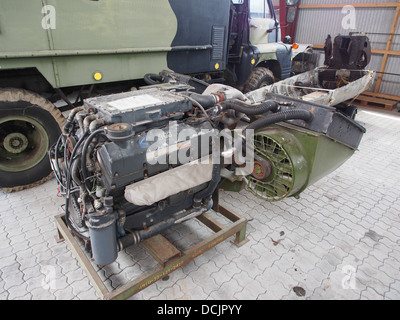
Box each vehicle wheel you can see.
[243,67,275,93]
[0,88,65,192]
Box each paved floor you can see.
[1,107,400,300]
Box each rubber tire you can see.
[0,88,65,192]
[243,67,275,93]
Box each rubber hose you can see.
[188,92,217,109]
[193,163,221,206]
[245,109,313,132]
[221,99,279,115]
[144,73,164,85]
[80,129,106,192]
[63,107,83,134]
[64,130,89,233]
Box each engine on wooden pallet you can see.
[50,74,366,265]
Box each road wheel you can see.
[0,88,65,192]
[243,67,275,93]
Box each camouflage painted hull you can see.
[246,67,376,107]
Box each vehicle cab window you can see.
[249,0,272,19]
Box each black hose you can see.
[144,73,164,85]
[63,107,83,134]
[220,99,279,115]
[80,128,106,193]
[245,109,313,132]
[63,130,89,235]
[193,163,221,207]
[188,92,217,109]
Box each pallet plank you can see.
[350,94,398,111]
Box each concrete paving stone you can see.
[75,288,100,300]
[65,268,86,286]
[27,234,45,249]
[313,277,361,300]
[136,284,162,300]
[362,254,385,271]
[33,248,56,266]
[256,283,284,300]
[24,273,46,293]
[379,263,400,284]
[368,244,392,263]
[388,280,400,294]
[356,268,391,296]
[284,265,323,296]
[22,264,42,282]
[156,284,186,300]
[256,263,294,289]
[273,251,298,272]
[181,286,208,300]
[378,213,400,229]
[360,287,385,300]
[13,292,33,300]
[0,290,8,300]
[208,277,241,300]
[7,283,29,300]
[69,278,94,297]
[1,264,24,291]
[178,279,209,300]
[54,285,76,300]
[384,289,400,300]
[234,285,261,300]
[251,251,280,273]
[211,266,234,287]
[153,270,186,295]
[189,265,220,294]
[313,257,337,277]
[382,255,400,274]
[291,249,322,274]
[30,286,56,300]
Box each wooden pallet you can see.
[350,94,399,111]
[55,204,248,300]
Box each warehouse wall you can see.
[295,0,400,97]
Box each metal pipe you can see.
[89,119,106,132]
[117,207,207,251]
[83,115,97,131]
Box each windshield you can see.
[249,0,272,18]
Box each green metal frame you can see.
[55,204,248,300]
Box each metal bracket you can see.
[55,204,248,300]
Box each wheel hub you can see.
[252,158,272,180]
[3,132,29,154]
[0,116,49,172]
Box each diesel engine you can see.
[50,78,366,265]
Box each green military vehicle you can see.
[0,0,299,191]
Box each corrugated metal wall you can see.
[295,0,400,97]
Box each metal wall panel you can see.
[296,8,394,50]
[380,55,400,96]
[295,1,400,96]
[300,0,397,5]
